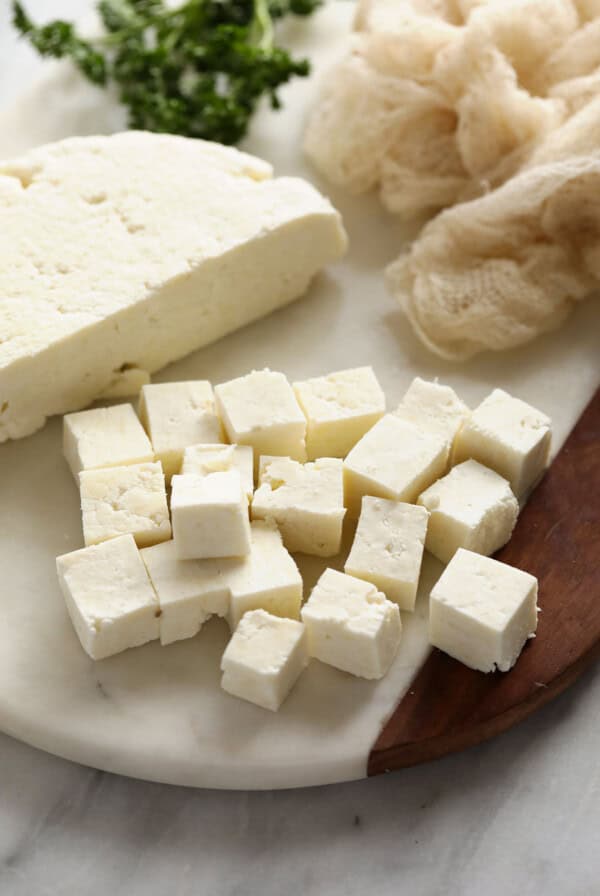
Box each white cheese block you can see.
[56,534,160,660]
[292,366,385,460]
[215,369,307,470]
[0,132,347,442]
[226,521,303,629]
[429,548,538,673]
[343,414,448,518]
[251,456,346,557]
[140,540,230,646]
[221,609,308,712]
[98,366,151,400]
[79,460,171,548]
[417,459,519,564]
[453,388,552,497]
[170,471,251,560]
[394,377,470,450]
[181,443,254,501]
[63,403,154,479]
[302,569,401,679]
[139,381,224,480]
[344,497,428,611]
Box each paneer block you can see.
[63,403,153,479]
[343,414,448,518]
[56,534,160,660]
[182,443,254,500]
[429,548,538,673]
[301,569,401,679]
[171,471,251,560]
[293,366,385,460]
[139,381,223,479]
[344,498,428,610]
[453,388,551,497]
[418,460,518,564]
[141,540,230,645]
[0,132,347,444]
[221,609,308,711]
[226,522,303,629]
[251,456,345,557]
[215,369,307,470]
[394,377,470,449]
[79,461,171,549]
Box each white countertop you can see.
[1,2,599,893]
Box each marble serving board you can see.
[0,3,599,790]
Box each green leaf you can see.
[11,0,317,143]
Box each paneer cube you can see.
[301,569,401,679]
[141,540,230,645]
[453,388,551,497]
[221,609,308,711]
[293,366,385,460]
[226,521,303,629]
[182,443,254,500]
[139,381,223,479]
[171,471,251,560]
[418,459,518,564]
[343,414,448,517]
[79,461,171,548]
[63,403,153,479]
[394,377,469,448]
[56,534,160,660]
[429,548,538,673]
[251,456,345,557]
[215,369,307,470]
[344,498,428,610]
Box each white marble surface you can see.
[1,0,599,891]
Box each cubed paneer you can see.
[182,443,254,500]
[301,569,401,679]
[63,403,153,479]
[79,461,171,548]
[343,414,448,518]
[418,460,518,564]
[394,377,469,449]
[139,381,223,479]
[221,609,308,711]
[56,534,160,660]
[429,548,538,673]
[344,498,428,610]
[293,366,385,460]
[171,471,251,560]
[141,539,230,645]
[214,369,306,470]
[453,388,551,497]
[252,456,345,557]
[226,521,303,629]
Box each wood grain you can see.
[368,387,600,776]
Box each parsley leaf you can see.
[12,0,320,145]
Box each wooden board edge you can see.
[368,385,600,777]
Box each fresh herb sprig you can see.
[12,0,320,145]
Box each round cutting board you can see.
[0,3,599,790]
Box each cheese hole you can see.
[84,192,107,205]
[0,401,8,415]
